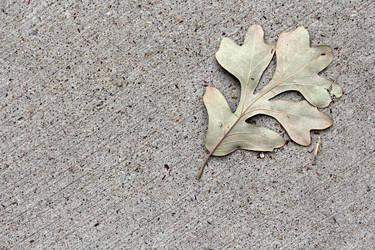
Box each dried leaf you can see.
[197,25,342,179]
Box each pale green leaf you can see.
[198,25,342,179]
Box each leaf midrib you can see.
[240,38,256,114]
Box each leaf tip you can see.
[247,24,263,33]
[298,136,312,147]
[331,82,343,99]
[244,24,267,44]
[297,26,308,31]
[203,86,216,98]
[281,25,306,36]
[324,81,343,104]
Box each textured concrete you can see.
[1,0,374,249]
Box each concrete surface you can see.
[1,0,374,249]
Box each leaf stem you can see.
[196,151,213,180]
[197,113,244,180]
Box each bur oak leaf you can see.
[197,25,342,180]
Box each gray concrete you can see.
[0,0,374,249]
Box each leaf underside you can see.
[204,25,342,156]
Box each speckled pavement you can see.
[1,0,374,249]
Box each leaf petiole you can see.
[196,151,213,180]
